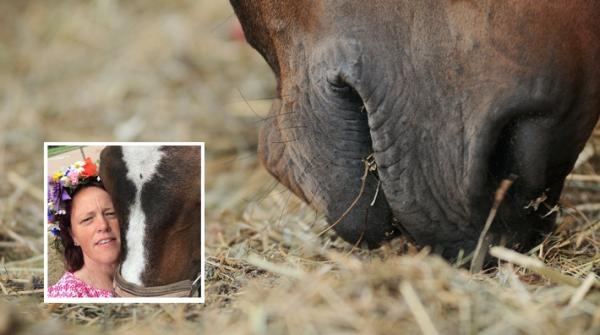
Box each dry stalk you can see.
[471,175,517,273]
[568,273,597,307]
[7,171,44,202]
[245,253,305,279]
[574,203,600,212]
[0,227,39,254]
[0,281,8,295]
[490,246,589,287]
[566,174,600,182]
[8,289,44,295]
[400,281,440,335]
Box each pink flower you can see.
[70,171,79,185]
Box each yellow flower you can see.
[52,171,63,182]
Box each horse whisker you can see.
[272,139,298,144]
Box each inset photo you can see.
[44,143,204,303]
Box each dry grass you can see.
[1,1,599,334]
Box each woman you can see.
[47,157,121,298]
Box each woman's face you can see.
[70,186,121,268]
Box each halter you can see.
[113,265,201,297]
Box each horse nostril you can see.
[488,115,552,201]
[488,118,519,187]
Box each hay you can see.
[0,1,599,334]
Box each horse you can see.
[99,145,202,297]
[230,0,600,260]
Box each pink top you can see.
[48,272,114,298]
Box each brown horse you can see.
[231,0,600,259]
[100,145,202,297]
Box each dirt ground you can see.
[1,1,599,334]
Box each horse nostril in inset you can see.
[140,173,143,179]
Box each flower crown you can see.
[47,157,100,238]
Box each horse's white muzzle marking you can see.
[120,147,165,285]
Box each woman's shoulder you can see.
[48,272,113,298]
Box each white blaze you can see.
[120,147,164,285]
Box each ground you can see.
[0,1,599,334]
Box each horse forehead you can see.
[121,147,165,185]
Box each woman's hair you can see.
[55,180,105,272]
